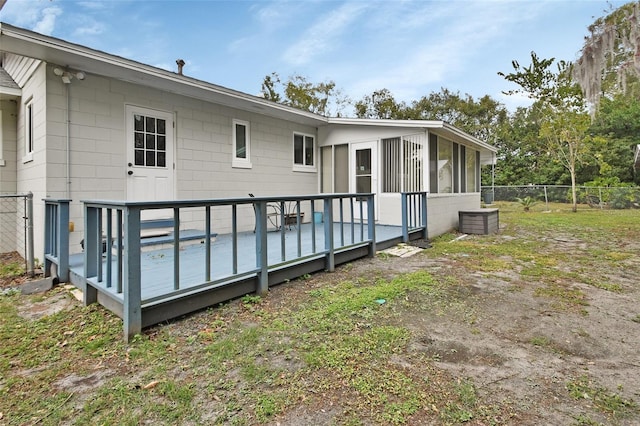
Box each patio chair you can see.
[249,193,282,231]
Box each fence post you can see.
[26,192,35,277]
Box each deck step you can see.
[139,229,218,251]
[140,218,175,230]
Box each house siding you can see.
[427,194,480,236]
[9,61,48,259]
[0,100,17,193]
[38,69,318,252]
[0,100,19,254]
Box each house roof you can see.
[328,118,497,153]
[0,22,496,156]
[0,22,326,127]
[0,65,21,98]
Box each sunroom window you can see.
[466,148,477,192]
[381,134,424,193]
[437,139,453,193]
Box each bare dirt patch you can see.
[255,225,640,425]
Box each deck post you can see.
[401,193,409,243]
[83,205,98,305]
[324,198,334,271]
[123,206,142,342]
[56,199,70,283]
[255,201,269,295]
[44,199,71,283]
[367,194,376,257]
[421,192,428,240]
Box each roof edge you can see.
[327,117,497,152]
[0,22,327,125]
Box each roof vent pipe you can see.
[176,59,185,75]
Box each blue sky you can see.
[0,0,626,113]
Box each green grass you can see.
[0,261,24,277]
[567,375,638,420]
[1,203,638,424]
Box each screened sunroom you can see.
[318,119,496,237]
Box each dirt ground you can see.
[258,229,640,424]
[4,217,640,425]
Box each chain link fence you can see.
[481,185,640,210]
[0,193,35,276]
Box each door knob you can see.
[128,162,133,167]
[128,170,133,175]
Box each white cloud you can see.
[282,2,369,66]
[33,6,62,35]
[0,0,58,29]
[72,17,105,36]
[344,0,547,103]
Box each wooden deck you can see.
[45,192,428,340]
[68,222,405,302]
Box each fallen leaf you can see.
[143,380,160,390]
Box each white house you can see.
[0,22,497,261]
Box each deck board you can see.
[69,223,404,302]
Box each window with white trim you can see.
[293,132,315,170]
[232,119,251,168]
[22,98,35,163]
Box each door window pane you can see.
[356,149,371,175]
[135,150,144,166]
[356,176,371,193]
[132,114,168,168]
[146,151,156,166]
[134,115,144,131]
[146,134,155,149]
[145,117,155,133]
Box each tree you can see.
[259,73,348,117]
[407,88,509,142]
[499,52,591,212]
[589,95,640,184]
[354,89,408,119]
[573,1,640,109]
[488,106,566,186]
[260,72,282,103]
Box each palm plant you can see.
[516,196,538,212]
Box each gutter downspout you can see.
[64,79,71,198]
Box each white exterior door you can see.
[126,106,174,217]
[351,141,377,221]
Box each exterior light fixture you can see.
[53,66,86,83]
